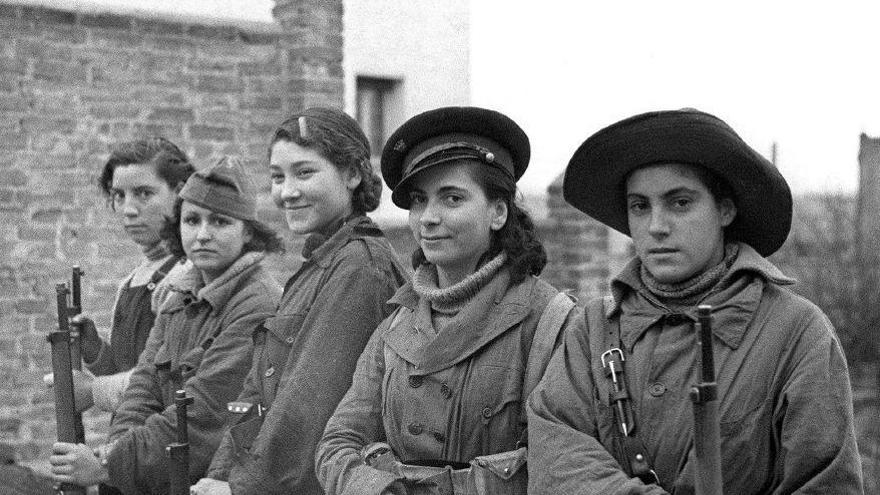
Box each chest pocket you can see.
[461,362,524,454]
[257,313,307,407]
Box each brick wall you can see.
[0,0,342,461]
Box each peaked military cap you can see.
[563,108,792,256]
[381,106,530,208]
[179,155,257,221]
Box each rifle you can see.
[68,266,84,370]
[47,282,87,495]
[689,305,723,495]
[166,389,194,495]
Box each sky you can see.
[39,0,880,196]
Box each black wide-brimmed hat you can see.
[381,106,530,208]
[563,108,792,256]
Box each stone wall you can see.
[0,0,342,460]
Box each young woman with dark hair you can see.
[316,107,582,495]
[47,137,196,414]
[50,157,283,494]
[193,107,408,495]
[528,109,863,494]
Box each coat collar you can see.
[163,251,265,312]
[304,215,382,269]
[383,270,535,375]
[608,243,794,350]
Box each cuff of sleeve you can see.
[84,340,109,369]
[92,371,132,413]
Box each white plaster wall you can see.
[342,0,470,131]
[343,0,471,226]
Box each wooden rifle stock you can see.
[166,389,194,495]
[689,305,723,495]
[48,283,86,495]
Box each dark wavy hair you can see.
[98,137,195,205]
[269,107,382,213]
[411,163,547,283]
[162,199,285,259]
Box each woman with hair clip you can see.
[49,157,283,494]
[192,107,408,495]
[316,107,583,495]
[44,137,195,414]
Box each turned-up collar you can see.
[383,269,535,375]
[607,242,794,350]
[302,215,382,269]
[163,251,265,312]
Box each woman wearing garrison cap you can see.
[316,107,583,494]
[50,157,283,494]
[527,109,864,493]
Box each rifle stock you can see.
[166,389,194,495]
[48,283,86,495]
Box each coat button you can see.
[407,423,424,435]
[264,366,275,378]
[408,375,423,388]
[432,431,446,443]
[481,407,492,419]
[649,382,666,397]
[440,383,452,399]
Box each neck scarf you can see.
[412,252,507,316]
[640,243,740,304]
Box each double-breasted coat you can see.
[316,268,583,495]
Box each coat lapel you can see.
[383,271,535,375]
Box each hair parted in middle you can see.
[269,107,383,213]
[410,162,547,283]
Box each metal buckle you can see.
[601,347,625,369]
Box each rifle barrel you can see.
[48,284,87,495]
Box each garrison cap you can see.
[563,108,793,256]
[381,106,530,208]
[179,155,257,221]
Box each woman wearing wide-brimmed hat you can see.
[316,107,582,495]
[527,109,864,494]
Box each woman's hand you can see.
[190,478,232,495]
[49,442,109,487]
[71,314,101,363]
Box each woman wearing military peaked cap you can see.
[51,156,283,493]
[528,109,864,494]
[317,107,583,495]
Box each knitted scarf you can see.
[412,252,507,316]
[640,243,740,306]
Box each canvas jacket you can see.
[527,244,864,494]
[206,216,408,494]
[104,252,281,495]
[316,268,583,495]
